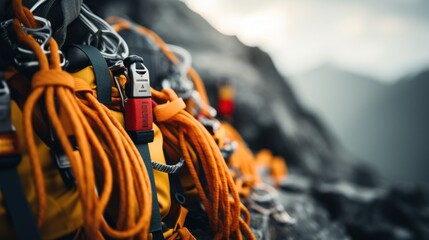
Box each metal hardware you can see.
[79,4,129,61]
[0,16,67,70]
[124,55,151,98]
[110,60,128,110]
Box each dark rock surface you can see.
[279,173,429,240]
[85,1,429,239]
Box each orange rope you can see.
[109,17,257,239]
[270,156,288,187]
[220,122,261,198]
[11,0,152,238]
[152,88,255,240]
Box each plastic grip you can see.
[125,98,153,131]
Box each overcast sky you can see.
[185,0,429,82]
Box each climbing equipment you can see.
[1,1,153,238]
[123,55,164,240]
[0,1,294,239]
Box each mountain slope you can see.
[350,69,429,185]
[292,64,429,185]
[291,63,385,142]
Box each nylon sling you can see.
[129,131,164,240]
[67,44,112,105]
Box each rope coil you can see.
[10,1,153,239]
[152,88,255,240]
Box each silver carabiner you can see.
[0,16,67,69]
[79,4,129,61]
[110,60,128,110]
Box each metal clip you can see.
[124,55,151,98]
[123,55,153,132]
[161,44,194,100]
[110,60,128,110]
[161,69,194,100]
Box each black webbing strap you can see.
[0,156,41,240]
[130,131,164,240]
[0,78,41,239]
[69,44,112,105]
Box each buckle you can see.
[124,55,151,98]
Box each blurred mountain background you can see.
[291,64,429,186]
[182,0,429,187]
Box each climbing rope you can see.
[9,1,153,238]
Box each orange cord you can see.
[270,156,288,187]
[152,88,255,240]
[11,1,152,238]
[108,18,262,194]
[220,122,261,198]
[255,150,288,186]
[109,17,258,239]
